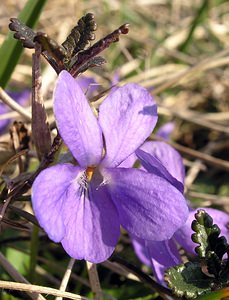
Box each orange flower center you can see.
[85,166,95,182]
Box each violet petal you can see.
[61,170,120,263]
[146,239,181,267]
[32,164,80,242]
[54,70,103,167]
[131,237,151,266]
[149,239,181,285]
[140,141,185,184]
[105,167,188,241]
[151,259,168,286]
[136,148,184,193]
[99,83,158,168]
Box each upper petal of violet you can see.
[99,83,158,168]
[104,167,189,241]
[54,71,103,167]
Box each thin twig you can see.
[0,87,31,120]
[110,256,178,299]
[0,197,13,229]
[102,260,140,282]
[151,135,229,171]
[0,280,90,300]
[187,191,229,206]
[158,106,229,134]
[86,261,103,300]
[0,252,45,300]
[152,47,229,94]
[55,258,75,300]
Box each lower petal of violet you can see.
[61,170,120,263]
[104,167,189,241]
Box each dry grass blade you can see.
[55,258,75,300]
[0,87,31,120]
[0,280,90,300]
[152,48,229,94]
[86,261,103,300]
[158,106,229,134]
[0,252,45,300]
[152,135,229,171]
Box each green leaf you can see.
[195,287,229,300]
[0,0,47,88]
[192,210,228,260]
[191,209,229,279]
[165,262,212,299]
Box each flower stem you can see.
[86,261,103,300]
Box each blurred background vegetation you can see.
[0,0,228,299]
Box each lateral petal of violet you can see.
[136,148,184,193]
[61,173,120,263]
[140,141,185,184]
[99,83,157,168]
[32,164,81,242]
[174,207,229,254]
[105,167,189,241]
[54,70,103,167]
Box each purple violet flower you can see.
[133,207,229,285]
[32,70,188,263]
[131,141,229,284]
